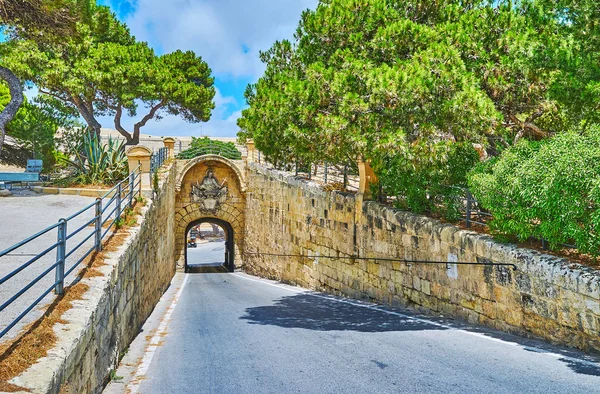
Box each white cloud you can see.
[103,0,318,137]
[125,0,317,79]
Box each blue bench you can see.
[0,160,42,189]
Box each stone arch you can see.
[174,155,246,271]
[176,155,247,193]
[185,218,235,272]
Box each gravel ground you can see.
[0,190,100,342]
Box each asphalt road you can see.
[129,273,600,394]
[186,241,225,266]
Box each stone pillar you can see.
[126,145,152,189]
[358,160,378,200]
[163,137,176,158]
[246,140,256,164]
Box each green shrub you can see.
[59,130,128,185]
[176,137,241,160]
[375,141,479,220]
[468,127,600,255]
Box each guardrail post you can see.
[137,162,142,197]
[55,218,67,295]
[95,198,102,252]
[129,171,135,208]
[466,190,473,229]
[343,165,348,189]
[116,183,122,224]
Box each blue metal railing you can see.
[150,147,169,174]
[0,166,143,340]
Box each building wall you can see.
[243,164,600,353]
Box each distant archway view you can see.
[185,219,234,273]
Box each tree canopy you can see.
[1,2,215,145]
[0,0,90,152]
[238,0,597,166]
[237,0,599,218]
[0,83,80,169]
[176,137,242,161]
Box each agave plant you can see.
[59,130,128,185]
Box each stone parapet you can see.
[11,163,178,393]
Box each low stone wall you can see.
[12,164,177,393]
[244,164,600,353]
[32,186,114,198]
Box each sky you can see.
[95,0,317,138]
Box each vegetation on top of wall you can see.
[468,127,600,256]
[376,141,479,220]
[238,0,600,251]
[176,137,241,161]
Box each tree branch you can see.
[506,112,549,143]
[0,66,24,153]
[113,105,134,144]
[39,88,73,104]
[72,95,102,136]
[132,100,166,144]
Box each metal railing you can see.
[0,166,143,340]
[151,147,169,173]
[440,186,576,252]
[259,160,360,192]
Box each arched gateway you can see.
[174,155,246,271]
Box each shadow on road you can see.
[187,263,228,274]
[240,291,600,377]
[240,293,446,333]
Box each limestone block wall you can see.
[244,164,600,353]
[174,158,246,270]
[14,164,178,393]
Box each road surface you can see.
[111,272,600,394]
[186,241,225,266]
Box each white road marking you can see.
[231,272,600,369]
[127,274,189,393]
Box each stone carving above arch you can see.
[176,155,246,193]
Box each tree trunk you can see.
[0,66,24,153]
[114,105,137,145]
[72,95,102,138]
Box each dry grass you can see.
[0,201,145,387]
[0,282,89,384]
[0,380,30,392]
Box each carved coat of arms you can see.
[191,169,228,213]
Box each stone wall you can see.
[243,164,600,353]
[13,164,177,393]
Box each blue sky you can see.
[96,0,317,138]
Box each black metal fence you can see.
[0,166,142,340]
[442,186,575,252]
[150,147,169,173]
[259,160,360,192]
